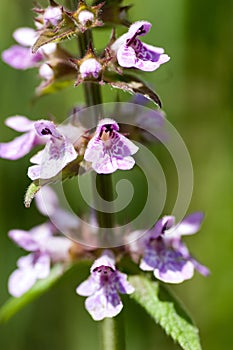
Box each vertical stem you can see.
[78,30,115,230]
[100,313,126,350]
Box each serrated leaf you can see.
[0,264,65,323]
[129,275,202,350]
[32,15,78,53]
[104,71,162,107]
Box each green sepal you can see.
[32,13,78,53]
[129,275,202,350]
[24,154,85,208]
[103,71,162,108]
[0,264,66,323]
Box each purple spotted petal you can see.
[2,45,43,70]
[0,131,37,160]
[117,42,170,72]
[84,119,138,174]
[85,289,123,321]
[140,244,194,283]
[112,20,170,72]
[34,120,62,138]
[8,230,39,251]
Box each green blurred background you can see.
[0,0,233,349]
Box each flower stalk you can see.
[78,28,116,231]
[100,313,126,350]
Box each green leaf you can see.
[104,71,162,107]
[129,275,202,350]
[0,264,66,323]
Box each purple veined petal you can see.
[2,45,43,70]
[93,154,118,174]
[116,156,135,171]
[34,120,62,139]
[0,131,36,160]
[153,259,194,284]
[111,133,139,157]
[116,271,135,294]
[44,6,62,26]
[174,212,204,236]
[13,27,38,46]
[8,265,37,297]
[76,277,98,297]
[5,116,35,132]
[36,138,77,179]
[35,185,59,217]
[85,290,123,321]
[33,252,51,279]
[84,137,104,163]
[117,45,137,68]
[8,229,39,251]
[128,21,152,37]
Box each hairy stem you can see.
[100,313,126,350]
[78,31,115,230]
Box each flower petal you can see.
[13,27,38,46]
[85,290,123,321]
[175,212,204,236]
[0,131,36,160]
[5,116,35,132]
[2,45,42,69]
[8,266,37,297]
[8,230,39,251]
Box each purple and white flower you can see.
[0,116,47,160]
[139,213,210,283]
[111,21,170,71]
[8,222,72,297]
[84,118,138,174]
[2,27,56,70]
[8,185,80,297]
[76,250,134,320]
[28,120,79,180]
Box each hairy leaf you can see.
[104,71,162,107]
[0,264,65,323]
[129,275,202,350]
